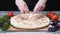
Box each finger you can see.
[24,9,29,14]
[40,4,45,11]
[39,6,45,11]
[21,9,29,14]
[18,7,25,14]
[20,8,26,14]
[34,6,40,12]
[24,6,29,13]
[38,6,42,11]
[41,6,45,10]
[20,8,29,14]
[22,8,29,14]
[33,7,37,12]
[20,10,25,14]
[19,6,28,14]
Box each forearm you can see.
[15,0,25,6]
[38,0,47,4]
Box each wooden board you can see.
[7,25,50,32]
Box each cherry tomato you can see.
[7,11,14,17]
[51,14,59,21]
[46,12,52,17]
[49,13,54,18]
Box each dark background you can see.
[0,0,60,11]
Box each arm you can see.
[15,0,29,13]
[39,0,47,4]
[34,0,47,12]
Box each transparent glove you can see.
[34,0,47,12]
[15,0,29,13]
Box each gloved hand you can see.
[15,0,29,13]
[34,0,47,12]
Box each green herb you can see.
[0,18,4,23]
[3,15,8,19]
[1,23,10,31]
[0,15,10,31]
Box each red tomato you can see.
[46,11,59,21]
[7,11,14,17]
[49,13,54,18]
[46,12,52,17]
[51,14,59,21]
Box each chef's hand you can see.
[15,0,29,13]
[34,0,47,12]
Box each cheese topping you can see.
[11,13,50,29]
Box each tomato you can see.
[46,11,59,21]
[7,11,14,17]
[49,13,54,18]
[46,12,52,17]
[51,14,59,21]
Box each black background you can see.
[0,0,60,11]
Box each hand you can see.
[15,0,29,13]
[34,0,47,12]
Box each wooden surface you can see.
[7,25,50,32]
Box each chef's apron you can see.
[24,0,38,11]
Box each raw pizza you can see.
[10,13,50,29]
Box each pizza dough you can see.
[10,13,50,29]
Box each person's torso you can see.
[0,0,60,11]
[24,0,38,11]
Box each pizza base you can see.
[10,13,50,29]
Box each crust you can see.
[10,13,50,29]
[11,23,50,30]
